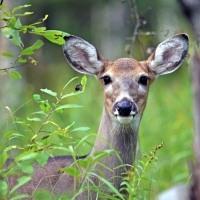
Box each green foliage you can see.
[0,4,70,78]
[0,76,90,199]
[120,143,164,200]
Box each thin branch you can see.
[0,63,27,71]
[129,0,141,58]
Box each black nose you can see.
[117,101,133,117]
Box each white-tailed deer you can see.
[7,34,189,199]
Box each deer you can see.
[7,33,189,199]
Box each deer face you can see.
[63,34,189,125]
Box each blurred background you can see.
[0,0,194,197]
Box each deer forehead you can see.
[102,58,151,80]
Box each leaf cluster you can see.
[0,76,90,199]
[0,4,70,79]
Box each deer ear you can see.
[148,34,189,76]
[62,36,104,75]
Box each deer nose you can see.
[116,101,137,117]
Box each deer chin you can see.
[116,115,134,124]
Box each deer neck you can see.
[91,106,141,170]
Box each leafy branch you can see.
[0,4,70,79]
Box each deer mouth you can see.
[116,115,135,124]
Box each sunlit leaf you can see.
[3,11,10,17]
[31,15,48,26]
[71,127,90,132]
[55,104,83,111]
[12,4,31,13]
[2,52,15,58]
[15,152,38,162]
[33,94,41,103]
[40,101,51,113]
[27,117,42,122]
[9,71,22,79]
[1,27,23,47]
[13,12,34,17]
[21,40,44,55]
[17,57,27,63]
[31,111,46,115]
[81,75,87,91]
[33,30,70,45]
[15,18,22,29]
[40,88,57,97]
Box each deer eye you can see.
[138,75,150,86]
[100,76,112,85]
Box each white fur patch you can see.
[149,34,188,75]
[64,36,103,74]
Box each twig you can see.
[0,63,27,71]
[129,0,141,58]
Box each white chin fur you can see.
[117,116,133,124]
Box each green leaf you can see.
[40,101,51,113]
[10,194,30,200]
[15,18,22,29]
[33,30,70,45]
[27,117,42,122]
[31,15,48,26]
[81,76,87,91]
[0,153,8,169]
[55,104,83,111]
[78,156,93,169]
[17,57,27,63]
[0,5,6,9]
[12,4,31,13]
[71,127,90,132]
[8,17,17,29]
[4,130,25,140]
[31,111,46,115]
[10,176,31,194]
[4,146,14,152]
[53,146,70,153]
[2,52,15,58]
[17,163,34,174]
[33,94,41,103]
[3,11,10,17]
[13,12,34,17]
[21,40,44,55]
[15,152,38,162]
[1,27,23,47]
[34,27,46,32]
[0,181,8,197]
[9,71,22,79]
[60,167,81,177]
[36,151,49,167]
[33,190,52,200]
[40,88,57,97]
